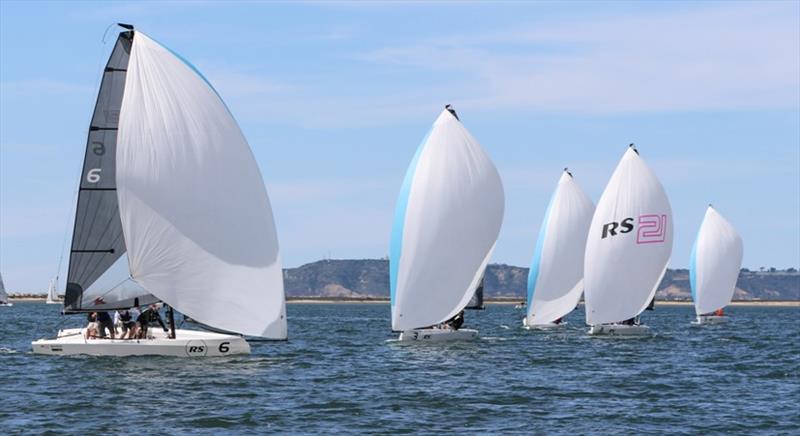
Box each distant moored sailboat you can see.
[45,277,60,304]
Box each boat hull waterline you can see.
[522,321,566,330]
[31,328,250,356]
[693,315,729,325]
[588,324,651,336]
[398,328,479,342]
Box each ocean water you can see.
[1,303,798,434]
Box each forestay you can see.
[584,147,673,325]
[390,108,504,331]
[691,206,743,315]
[116,32,286,339]
[526,170,594,325]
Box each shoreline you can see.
[9,297,799,307]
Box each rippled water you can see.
[1,303,798,434]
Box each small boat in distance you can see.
[691,205,743,324]
[523,169,594,329]
[45,277,60,304]
[390,105,504,342]
[584,145,673,336]
[32,24,286,356]
[0,273,12,307]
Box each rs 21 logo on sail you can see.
[602,214,667,244]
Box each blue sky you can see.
[1,1,798,291]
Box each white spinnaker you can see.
[526,171,594,325]
[116,32,286,339]
[391,109,504,331]
[584,147,673,325]
[691,206,743,315]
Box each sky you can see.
[1,1,798,291]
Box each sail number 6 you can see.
[86,168,102,183]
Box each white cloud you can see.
[357,2,800,114]
[187,2,799,129]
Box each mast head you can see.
[564,167,573,177]
[445,104,459,121]
[117,23,134,30]
[629,143,639,154]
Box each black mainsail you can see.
[64,28,155,312]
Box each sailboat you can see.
[690,205,743,324]
[390,105,504,342]
[523,169,594,329]
[584,145,673,336]
[32,24,286,356]
[0,273,11,307]
[45,277,60,304]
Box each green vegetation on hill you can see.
[284,259,800,300]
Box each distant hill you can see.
[284,259,800,301]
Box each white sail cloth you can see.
[116,32,286,339]
[691,206,743,315]
[47,277,59,303]
[390,109,504,331]
[0,273,7,302]
[584,147,673,325]
[526,171,594,325]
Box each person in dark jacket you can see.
[137,304,168,339]
[445,310,465,331]
[96,311,115,339]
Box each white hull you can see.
[45,300,60,305]
[398,328,478,342]
[523,321,566,330]
[588,324,651,336]
[693,315,729,325]
[522,317,566,330]
[0,302,12,307]
[32,328,250,357]
[514,304,526,310]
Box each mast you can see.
[167,305,176,339]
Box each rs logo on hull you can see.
[602,214,667,244]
